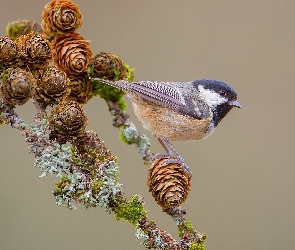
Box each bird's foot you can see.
[154,136,192,176]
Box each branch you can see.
[0,0,207,248]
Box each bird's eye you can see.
[219,90,226,97]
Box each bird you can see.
[90,78,241,173]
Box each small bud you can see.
[52,32,92,75]
[49,101,88,136]
[0,68,34,106]
[34,66,70,105]
[0,36,19,68]
[42,0,82,39]
[91,52,134,81]
[67,72,92,104]
[147,156,192,209]
[17,32,52,69]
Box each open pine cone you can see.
[67,72,92,104]
[42,0,82,38]
[92,52,131,81]
[17,32,52,70]
[0,67,34,106]
[147,155,192,210]
[34,66,70,105]
[0,36,19,68]
[52,32,92,76]
[49,101,88,136]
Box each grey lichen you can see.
[0,102,123,210]
[35,144,72,178]
[120,123,154,165]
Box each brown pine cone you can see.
[92,52,124,80]
[17,32,52,70]
[42,0,82,38]
[147,156,192,209]
[0,36,19,69]
[6,20,42,40]
[67,72,92,104]
[0,68,34,106]
[34,66,70,105]
[91,52,133,81]
[49,101,88,136]
[52,32,92,76]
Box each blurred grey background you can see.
[0,0,295,249]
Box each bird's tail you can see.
[89,77,129,91]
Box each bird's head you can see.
[194,79,242,126]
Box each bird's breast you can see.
[129,95,214,141]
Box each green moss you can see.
[178,219,207,250]
[92,179,104,194]
[71,147,100,174]
[81,146,117,164]
[0,69,11,82]
[189,243,206,250]
[71,147,87,167]
[116,98,127,110]
[0,62,5,71]
[6,21,34,40]
[113,195,148,225]
[88,58,131,110]
[189,234,207,250]
[123,62,134,82]
[112,62,134,82]
[90,79,127,110]
[185,220,193,230]
[87,63,95,76]
[6,22,23,39]
[113,67,121,81]
[88,64,124,102]
[55,176,71,196]
[178,220,193,237]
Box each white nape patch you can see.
[198,85,227,108]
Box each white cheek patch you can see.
[198,85,227,108]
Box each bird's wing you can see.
[92,78,207,119]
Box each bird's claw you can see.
[154,136,192,176]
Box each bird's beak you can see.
[228,100,242,108]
